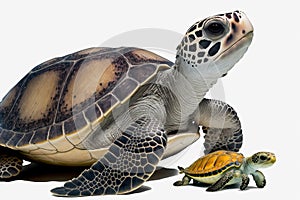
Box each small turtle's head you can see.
[248,152,276,169]
[176,11,253,78]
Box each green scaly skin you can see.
[207,152,276,191]
[174,152,276,192]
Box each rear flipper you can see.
[202,127,243,154]
[173,166,191,186]
[173,175,191,186]
[194,98,243,154]
[0,147,23,179]
[51,116,167,196]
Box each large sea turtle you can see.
[173,150,276,191]
[0,11,253,196]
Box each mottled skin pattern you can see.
[174,151,276,191]
[177,11,246,67]
[0,11,254,196]
[53,117,167,195]
[0,147,22,178]
[196,99,242,154]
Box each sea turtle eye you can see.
[259,155,268,161]
[206,22,225,36]
[203,20,227,40]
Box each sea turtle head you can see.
[176,10,253,79]
[248,152,276,169]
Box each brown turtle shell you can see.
[184,150,244,176]
[0,47,173,148]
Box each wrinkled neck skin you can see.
[241,157,258,175]
[155,56,223,132]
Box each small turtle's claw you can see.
[173,180,183,186]
[206,187,217,192]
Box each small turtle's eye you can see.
[260,155,268,161]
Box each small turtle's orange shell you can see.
[184,150,244,176]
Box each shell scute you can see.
[55,52,129,123]
[6,133,24,147]
[72,113,88,131]
[128,64,157,83]
[63,117,77,135]
[0,129,14,145]
[64,47,108,61]
[84,104,102,123]
[0,47,173,147]
[30,127,49,144]
[97,94,119,114]
[184,150,244,175]
[122,48,173,66]
[32,57,65,72]
[112,78,138,102]
[48,124,63,140]
[63,112,90,135]
[16,133,33,147]
[9,63,72,132]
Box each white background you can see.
[0,0,299,199]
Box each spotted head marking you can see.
[249,152,276,169]
[176,11,254,77]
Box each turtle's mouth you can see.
[214,31,253,62]
[210,31,253,76]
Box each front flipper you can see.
[251,170,266,188]
[194,98,243,154]
[0,147,23,179]
[51,117,167,196]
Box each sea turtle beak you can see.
[270,153,276,163]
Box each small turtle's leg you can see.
[240,174,250,190]
[192,179,201,185]
[193,98,243,154]
[51,116,167,196]
[0,146,23,179]
[251,170,266,188]
[206,170,235,192]
[173,175,191,186]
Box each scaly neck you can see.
[242,157,257,174]
[155,61,220,131]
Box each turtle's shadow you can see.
[10,162,178,182]
[17,163,86,182]
[191,181,258,191]
[2,163,178,195]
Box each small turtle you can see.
[0,11,253,196]
[174,150,276,191]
